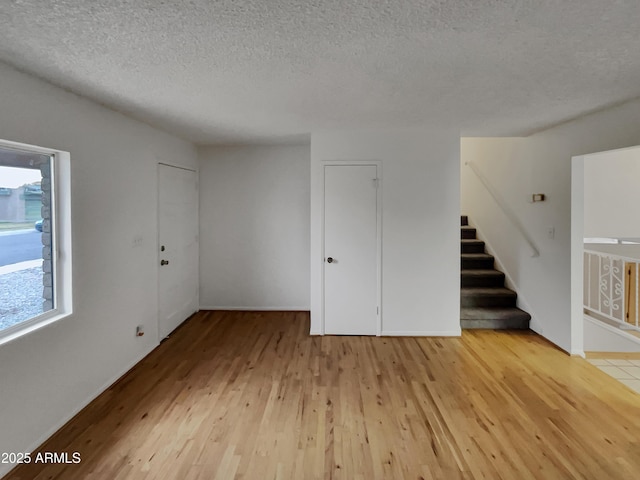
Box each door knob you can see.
[327,257,334,263]
[160,259,169,266]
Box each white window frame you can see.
[0,139,72,346]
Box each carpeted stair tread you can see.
[461,268,502,276]
[461,269,505,287]
[461,226,477,239]
[461,239,485,253]
[461,306,530,319]
[461,287,517,297]
[461,253,493,259]
[461,287,517,307]
[460,307,531,329]
[461,253,494,269]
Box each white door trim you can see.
[570,155,585,356]
[320,160,382,335]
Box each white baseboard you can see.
[309,330,462,337]
[199,306,310,311]
[381,329,462,337]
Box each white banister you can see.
[584,249,640,330]
[465,161,540,257]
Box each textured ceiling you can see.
[0,0,639,144]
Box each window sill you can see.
[0,309,72,347]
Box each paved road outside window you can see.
[0,229,42,266]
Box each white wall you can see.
[199,145,310,310]
[584,146,640,238]
[462,98,640,354]
[584,316,640,352]
[0,62,197,477]
[311,129,461,336]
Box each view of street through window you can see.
[0,160,48,330]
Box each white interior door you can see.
[158,164,199,339]
[324,164,379,335]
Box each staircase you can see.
[460,216,531,329]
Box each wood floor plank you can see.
[5,311,640,479]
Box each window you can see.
[0,140,71,343]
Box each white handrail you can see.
[584,249,640,263]
[465,161,540,258]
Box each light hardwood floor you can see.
[6,311,640,479]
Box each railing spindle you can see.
[635,263,640,327]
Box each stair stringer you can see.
[466,218,540,333]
